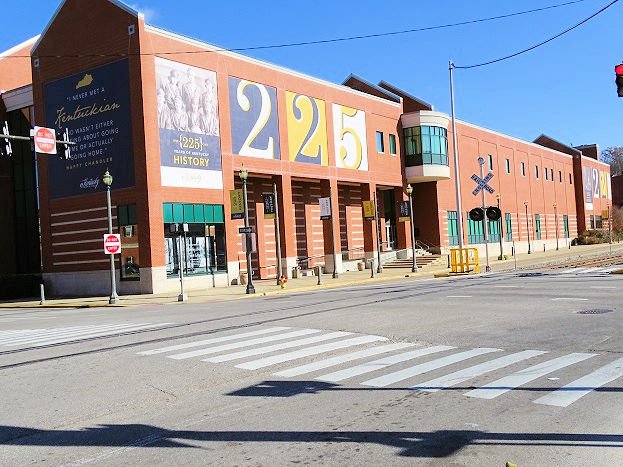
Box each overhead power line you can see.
[455,0,620,69]
[4,0,589,59]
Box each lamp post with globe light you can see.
[240,167,255,294]
[102,170,119,304]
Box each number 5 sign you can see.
[333,104,368,171]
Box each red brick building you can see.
[0,0,613,296]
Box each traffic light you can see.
[469,207,484,222]
[616,64,623,97]
[486,206,502,221]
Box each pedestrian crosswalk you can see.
[555,266,621,275]
[136,326,623,408]
[0,322,173,350]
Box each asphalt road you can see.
[1,268,622,466]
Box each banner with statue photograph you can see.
[156,58,222,189]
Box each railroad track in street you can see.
[547,252,623,270]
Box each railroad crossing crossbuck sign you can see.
[471,172,495,196]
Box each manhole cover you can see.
[577,309,615,315]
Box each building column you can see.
[361,182,378,265]
[321,179,342,274]
[394,186,409,251]
[276,174,297,279]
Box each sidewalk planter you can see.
[357,261,365,271]
[239,272,247,285]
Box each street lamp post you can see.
[240,168,255,294]
[524,201,531,254]
[553,203,559,251]
[496,193,504,260]
[102,170,119,304]
[406,184,418,273]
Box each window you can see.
[590,215,595,229]
[117,204,140,281]
[569,173,572,184]
[550,168,554,181]
[448,211,459,246]
[488,154,493,171]
[403,126,448,166]
[467,215,485,244]
[535,166,539,179]
[488,218,500,243]
[545,169,549,181]
[559,171,562,183]
[535,214,541,240]
[505,159,510,174]
[163,203,227,278]
[389,134,397,155]
[595,215,603,229]
[505,213,512,241]
[563,215,569,238]
[521,162,526,176]
[376,131,384,153]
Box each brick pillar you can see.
[394,186,409,250]
[320,179,342,275]
[361,182,378,265]
[274,174,295,278]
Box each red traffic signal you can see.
[616,64,623,97]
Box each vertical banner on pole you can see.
[319,197,332,220]
[230,189,245,220]
[398,201,410,222]
[263,193,276,219]
[362,200,375,221]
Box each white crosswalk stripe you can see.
[234,335,387,370]
[533,357,623,407]
[274,342,416,378]
[316,345,455,383]
[0,323,172,349]
[168,329,328,360]
[411,350,547,392]
[361,348,501,388]
[465,353,595,400]
[138,327,291,355]
[135,326,623,409]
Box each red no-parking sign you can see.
[33,126,57,155]
[103,234,121,255]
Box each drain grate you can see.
[577,309,615,315]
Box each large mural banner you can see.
[229,77,280,159]
[583,167,593,209]
[44,59,134,199]
[156,58,222,189]
[285,92,328,166]
[332,104,368,171]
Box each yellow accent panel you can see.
[285,91,328,166]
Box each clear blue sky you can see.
[2,0,622,152]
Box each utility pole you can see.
[449,61,465,249]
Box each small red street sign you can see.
[33,126,57,155]
[103,234,121,255]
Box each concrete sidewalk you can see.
[1,243,621,309]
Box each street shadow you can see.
[1,424,622,457]
[225,380,623,397]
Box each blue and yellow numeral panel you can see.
[332,104,368,171]
[285,91,328,166]
[229,77,280,160]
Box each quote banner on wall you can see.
[333,104,368,171]
[155,57,222,189]
[263,193,276,219]
[229,77,280,160]
[43,59,134,199]
[399,201,410,222]
[583,167,593,210]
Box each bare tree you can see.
[601,146,623,176]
